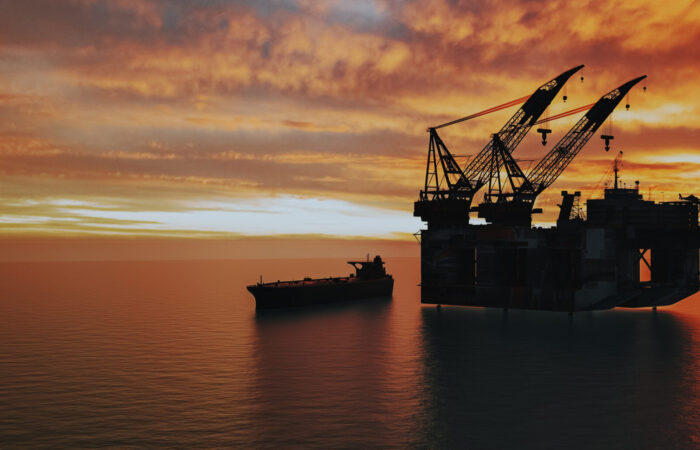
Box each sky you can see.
[0,0,699,243]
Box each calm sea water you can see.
[1,257,699,448]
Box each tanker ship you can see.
[247,255,393,309]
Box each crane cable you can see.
[431,95,530,130]
[533,103,594,125]
[432,98,594,131]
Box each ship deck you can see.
[252,275,367,289]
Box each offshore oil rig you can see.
[414,65,699,311]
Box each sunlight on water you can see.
[0,258,699,447]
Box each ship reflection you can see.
[248,287,697,448]
[418,307,698,448]
[250,297,405,447]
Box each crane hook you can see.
[601,134,614,152]
[537,128,552,146]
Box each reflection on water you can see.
[419,307,700,448]
[0,258,698,448]
[251,299,402,447]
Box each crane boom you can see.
[460,65,584,195]
[476,75,647,227]
[526,75,646,194]
[415,65,583,227]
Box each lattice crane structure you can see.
[477,75,646,226]
[415,65,584,227]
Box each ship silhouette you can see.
[248,255,394,309]
[414,66,698,311]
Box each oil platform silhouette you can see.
[414,66,699,311]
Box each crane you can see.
[415,65,584,227]
[477,75,647,226]
[460,65,584,197]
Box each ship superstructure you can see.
[414,68,699,311]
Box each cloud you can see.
[0,0,698,236]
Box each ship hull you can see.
[416,196,699,312]
[248,277,394,310]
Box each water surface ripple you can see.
[1,258,698,448]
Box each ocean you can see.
[1,257,699,448]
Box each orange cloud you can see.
[0,0,698,237]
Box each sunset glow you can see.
[1,0,698,239]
